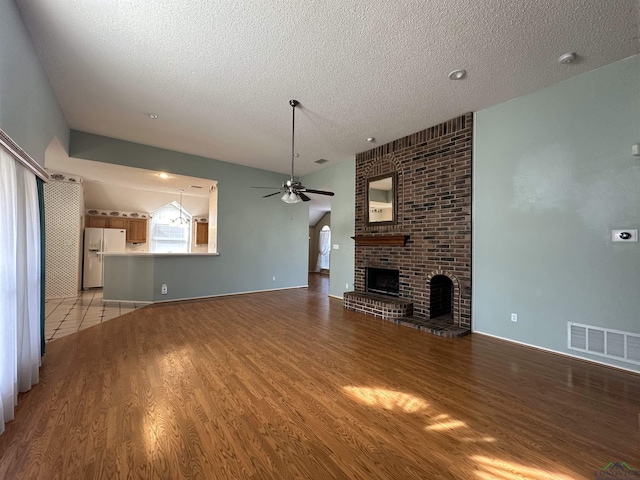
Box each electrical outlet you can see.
[511,313,517,322]
[161,284,168,295]
[346,283,349,289]
[272,276,276,281]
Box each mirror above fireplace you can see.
[366,172,397,225]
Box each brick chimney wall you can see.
[354,113,473,327]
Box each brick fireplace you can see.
[345,113,472,333]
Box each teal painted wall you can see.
[71,131,309,297]
[103,255,154,302]
[473,56,640,371]
[302,159,355,298]
[0,0,68,163]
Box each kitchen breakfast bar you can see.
[103,252,221,303]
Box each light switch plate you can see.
[612,229,638,242]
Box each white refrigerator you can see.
[83,227,126,289]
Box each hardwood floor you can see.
[1,284,638,479]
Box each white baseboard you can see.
[328,294,344,300]
[474,330,640,375]
[146,285,309,305]
[102,299,152,305]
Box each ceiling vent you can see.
[190,185,203,189]
[314,158,329,164]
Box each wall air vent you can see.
[314,158,329,164]
[568,322,640,365]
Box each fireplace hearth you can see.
[365,267,400,296]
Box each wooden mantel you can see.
[352,235,409,246]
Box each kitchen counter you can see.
[102,252,220,257]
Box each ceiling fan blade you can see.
[262,191,283,198]
[298,191,311,202]
[252,186,282,189]
[303,188,335,196]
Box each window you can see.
[150,202,192,253]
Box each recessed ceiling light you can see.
[558,52,577,64]
[146,113,159,119]
[158,172,169,179]
[366,137,375,142]
[448,69,466,80]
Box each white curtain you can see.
[316,226,331,272]
[0,147,41,435]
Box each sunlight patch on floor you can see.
[472,456,577,480]
[343,387,429,413]
[343,387,499,448]
[460,436,496,443]
[423,413,468,432]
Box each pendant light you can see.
[171,189,189,227]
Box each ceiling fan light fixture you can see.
[282,191,301,204]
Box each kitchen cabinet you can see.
[86,216,148,243]
[109,217,127,229]
[195,222,209,245]
[86,216,110,228]
[127,219,147,243]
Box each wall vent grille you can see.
[568,322,640,365]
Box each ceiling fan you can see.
[253,100,334,203]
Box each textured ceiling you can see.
[16,0,640,176]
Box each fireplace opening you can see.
[430,275,453,318]
[365,267,400,296]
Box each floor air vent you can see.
[568,322,640,365]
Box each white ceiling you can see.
[16,0,639,178]
[45,140,212,218]
[82,182,210,218]
[45,144,214,196]
[45,140,328,226]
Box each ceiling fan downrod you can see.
[289,99,299,184]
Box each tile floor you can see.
[44,289,147,342]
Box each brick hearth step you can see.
[344,291,470,338]
[393,316,470,338]
[343,291,413,319]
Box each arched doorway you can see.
[316,225,331,272]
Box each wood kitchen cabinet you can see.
[126,219,147,243]
[195,222,209,245]
[109,217,127,229]
[86,216,110,228]
[86,216,148,243]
